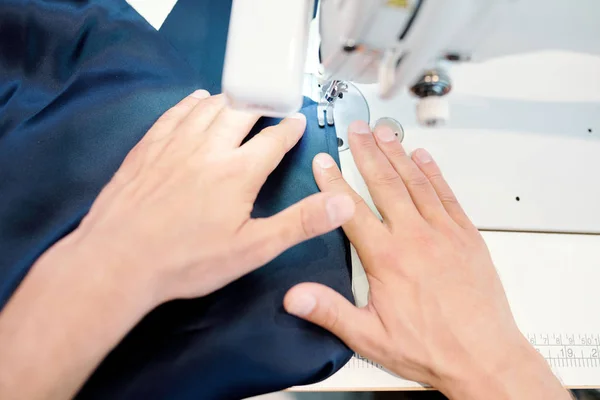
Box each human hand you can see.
[69,91,355,304]
[284,121,568,399]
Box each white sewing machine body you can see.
[223,0,600,125]
[222,0,600,234]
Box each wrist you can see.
[0,229,159,399]
[438,336,570,400]
[49,228,160,315]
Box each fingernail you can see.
[413,148,433,164]
[314,153,335,169]
[287,293,316,317]
[375,126,397,142]
[326,194,356,226]
[349,120,371,135]
[289,112,306,121]
[190,89,210,99]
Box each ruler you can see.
[348,333,600,370]
[298,333,600,391]
[526,333,600,369]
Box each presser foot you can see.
[303,75,370,151]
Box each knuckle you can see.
[350,133,377,150]
[384,143,408,158]
[428,178,460,205]
[324,172,345,186]
[166,99,195,117]
[370,239,400,265]
[156,108,179,125]
[425,168,443,181]
[438,192,459,206]
[372,171,402,187]
[266,129,289,153]
[352,194,367,207]
[299,203,318,239]
[405,173,430,189]
[373,247,399,267]
[320,303,341,332]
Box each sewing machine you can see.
[223,0,600,135]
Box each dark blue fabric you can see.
[0,0,353,398]
[158,0,232,95]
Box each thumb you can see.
[242,192,355,268]
[284,282,375,350]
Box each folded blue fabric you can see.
[0,0,353,398]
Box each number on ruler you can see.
[581,336,592,345]
[560,348,574,358]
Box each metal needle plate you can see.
[303,74,370,151]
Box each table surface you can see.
[128,0,600,390]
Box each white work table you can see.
[130,0,600,391]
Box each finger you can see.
[143,89,210,142]
[240,192,355,268]
[312,153,389,253]
[202,105,261,150]
[284,283,384,355]
[347,121,418,221]
[412,149,472,228]
[174,94,228,141]
[373,125,446,223]
[238,113,306,189]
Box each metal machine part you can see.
[303,75,370,151]
[318,0,485,100]
[374,117,404,142]
[411,69,451,126]
[410,69,452,97]
[318,80,349,127]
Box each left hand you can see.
[67,90,356,303]
[0,91,357,400]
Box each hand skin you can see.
[0,90,356,400]
[284,121,571,400]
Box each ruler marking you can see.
[535,344,600,347]
[351,333,600,374]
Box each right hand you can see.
[284,121,569,399]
